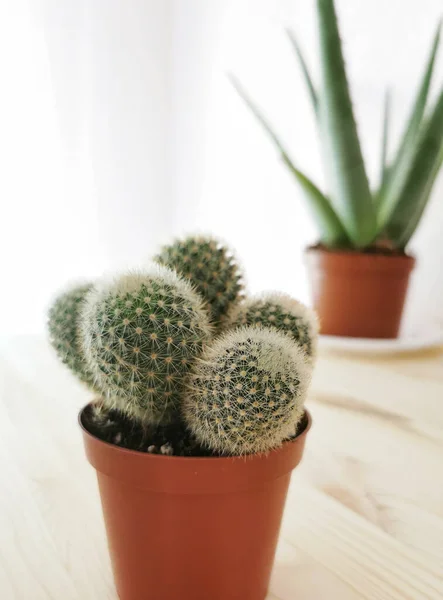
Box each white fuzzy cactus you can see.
[226,292,319,358]
[81,266,213,425]
[48,282,98,390]
[183,326,312,455]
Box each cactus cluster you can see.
[183,327,311,455]
[49,233,317,457]
[48,282,97,390]
[81,267,212,425]
[154,235,243,327]
[227,292,319,358]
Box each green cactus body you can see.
[81,267,212,425]
[48,282,97,389]
[227,293,319,358]
[184,326,311,455]
[154,235,243,327]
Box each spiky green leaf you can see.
[379,89,391,189]
[395,143,443,247]
[377,21,441,228]
[228,73,349,246]
[282,157,350,246]
[286,29,319,117]
[316,0,376,247]
[386,88,443,247]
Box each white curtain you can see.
[1,0,173,334]
[1,0,443,334]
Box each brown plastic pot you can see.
[305,247,415,338]
[80,407,312,600]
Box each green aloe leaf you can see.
[377,20,441,228]
[286,29,319,117]
[379,89,391,189]
[395,143,443,248]
[228,73,349,246]
[386,88,443,247]
[282,160,351,246]
[317,0,376,247]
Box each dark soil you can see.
[81,403,213,456]
[81,402,309,458]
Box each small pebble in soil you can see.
[160,443,174,456]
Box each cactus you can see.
[48,282,97,389]
[227,293,319,358]
[183,326,311,455]
[154,235,243,327]
[81,266,212,425]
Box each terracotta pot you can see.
[80,407,311,600]
[305,247,415,338]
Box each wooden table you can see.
[1,336,442,599]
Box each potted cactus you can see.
[230,0,443,338]
[48,235,317,600]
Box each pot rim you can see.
[304,246,416,275]
[79,404,311,463]
[304,245,416,262]
[79,405,312,494]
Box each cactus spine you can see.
[154,235,243,327]
[227,293,319,358]
[48,282,97,390]
[183,326,311,455]
[81,267,212,425]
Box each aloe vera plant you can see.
[231,0,443,250]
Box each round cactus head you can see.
[227,293,319,358]
[48,282,97,390]
[183,326,311,455]
[154,235,243,327]
[81,266,212,425]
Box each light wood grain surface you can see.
[1,336,442,599]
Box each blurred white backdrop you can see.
[1,0,443,334]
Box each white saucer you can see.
[319,330,443,355]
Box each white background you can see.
[1,0,443,334]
